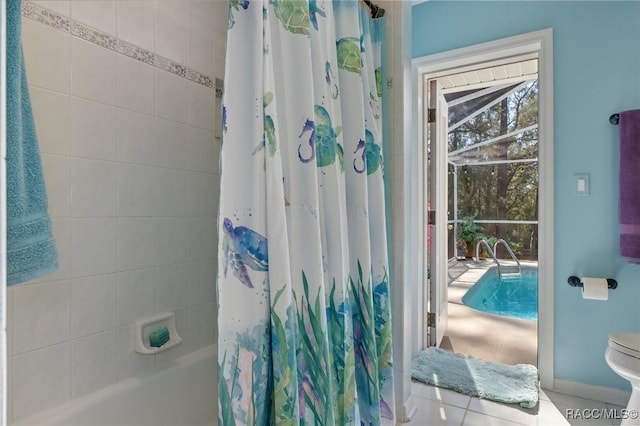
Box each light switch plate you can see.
[574,173,589,196]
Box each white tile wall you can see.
[154,169,189,217]
[117,109,156,165]
[116,1,155,52]
[155,1,187,65]
[12,281,70,355]
[32,0,69,16]
[186,217,216,261]
[116,323,155,380]
[8,1,226,422]
[40,155,70,217]
[188,172,217,217]
[154,308,188,367]
[187,260,216,307]
[117,218,156,271]
[71,1,117,35]
[70,274,117,339]
[186,303,216,352]
[189,126,218,173]
[155,264,187,313]
[117,164,156,217]
[116,56,155,115]
[155,69,188,123]
[12,344,71,421]
[70,98,118,161]
[22,19,71,94]
[187,81,216,131]
[70,218,118,277]
[116,269,155,328]
[213,37,227,81]
[71,330,118,398]
[186,2,217,77]
[155,118,190,169]
[70,38,117,105]
[47,219,71,283]
[155,218,187,266]
[30,87,71,155]
[69,159,118,217]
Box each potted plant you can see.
[478,236,498,259]
[456,214,485,258]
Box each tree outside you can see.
[447,81,539,260]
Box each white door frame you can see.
[425,79,449,348]
[410,28,554,389]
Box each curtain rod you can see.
[610,113,619,125]
[362,0,385,19]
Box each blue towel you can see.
[6,0,58,285]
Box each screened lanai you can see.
[442,60,540,260]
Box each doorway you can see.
[411,29,554,388]
[435,66,539,367]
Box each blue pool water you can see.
[461,267,538,320]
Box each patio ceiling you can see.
[438,58,538,93]
[442,59,539,166]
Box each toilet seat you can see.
[609,333,640,359]
[606,333,640,425]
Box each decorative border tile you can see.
[21,1,219,91]
[156,56,187,78]
[22,1,70,32]
[117,39,155,66]
[71,21,118,51]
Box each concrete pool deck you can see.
[440,259,538,366]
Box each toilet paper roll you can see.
[581,277,609,301]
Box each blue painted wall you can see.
[412,1,640,391]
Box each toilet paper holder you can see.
[567,276,617,290]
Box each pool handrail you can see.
[493,239,522,276]
[474,239,502,276]
[474,238,522,278]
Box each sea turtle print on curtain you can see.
[222,218,269,288]
[353,130,383,175]
[297,105,344,169]
[217,1,395,424]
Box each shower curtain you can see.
[218,1,394,424]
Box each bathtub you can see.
[13,344,217,426]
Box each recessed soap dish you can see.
[134,312,182,355]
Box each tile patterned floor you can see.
[405,381,629,425]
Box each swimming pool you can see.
[461,266,538,320]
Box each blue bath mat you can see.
[411,347,539,408]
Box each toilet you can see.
[606,333,640,425]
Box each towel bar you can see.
[567,275,617,289]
